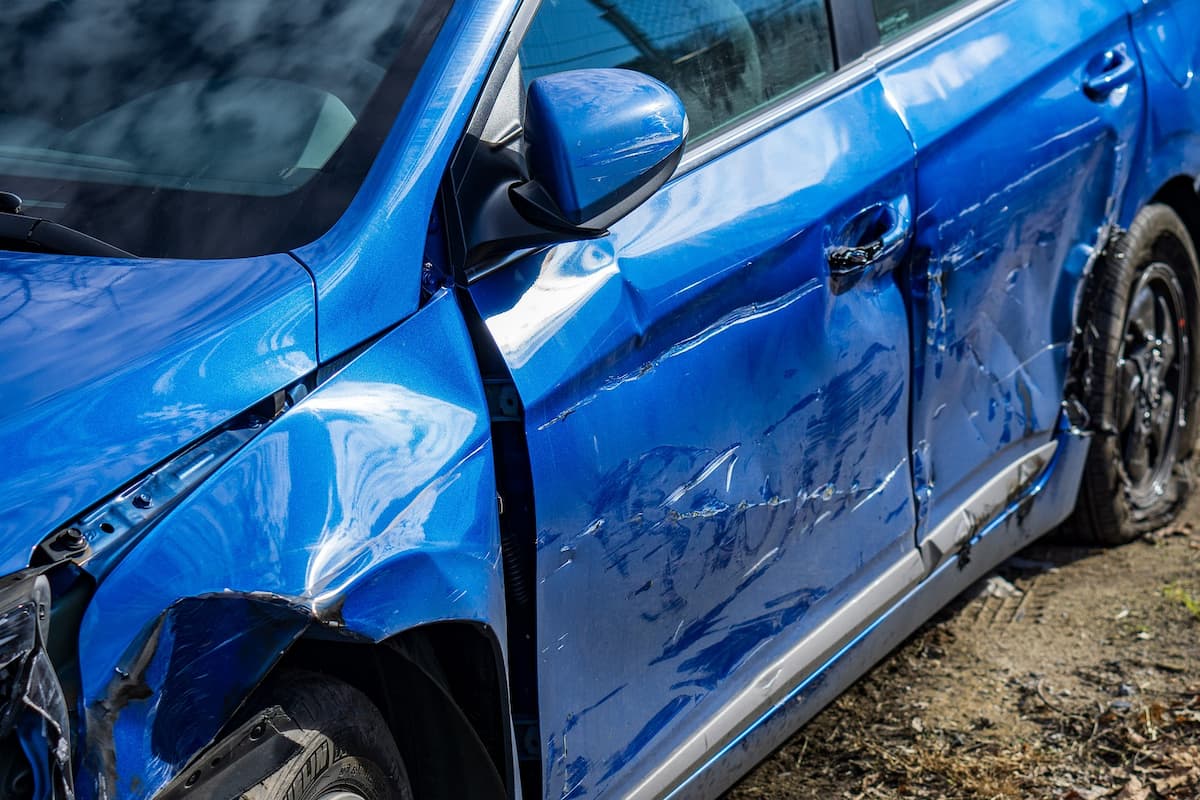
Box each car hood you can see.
[0,251,317,575]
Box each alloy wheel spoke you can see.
[1152,391,1177,454]
[1156,297,1178,369]
[1123,423,1152,484]
[1116,357,1142,431]
[1117,266,1189,499]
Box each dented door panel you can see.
[470,78,919,798]
[873,1,1144,555]
[0,0,1195,797]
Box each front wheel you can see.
[1067,204,1200,545]
[239,671,413,800]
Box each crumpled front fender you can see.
[73,290,505,799]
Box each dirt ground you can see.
[726,507,1200,800]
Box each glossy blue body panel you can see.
[0,252,317,574]
[1135,0,1196,89]
[290,0,519,360]
[471,76,918,798]
[524,69,687,224]
[673,424,1093,798]
[872,1,1142,548]
[74,290,504,798]
[1123,0,1200,220]
[1,1,1197,799]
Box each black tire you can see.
[241,671,412,800]
[1067,203,1200,545]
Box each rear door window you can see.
[520,0,834,143]
[872,0,971,42]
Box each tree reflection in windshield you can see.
[0,0,448,258]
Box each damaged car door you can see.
[465,0,922,796]
[871,0,1144,565]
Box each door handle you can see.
[1083,48,1138,101]
[826,196,912,294]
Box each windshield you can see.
[0,0,451,259]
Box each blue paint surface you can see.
[524,69,687,224]
[872,0,1143,546]
[290,0,520,360]
[1123,0,1200,221]
[75,291,504,799]
[0,1,1197,799]
[471,74,919,798]
[0,251,317,575]
[672,422,1094,799]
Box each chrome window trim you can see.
[677,0,1011,174]
[679,58,876,172]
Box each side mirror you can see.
[453,68,688,268]
[511,69,689,232]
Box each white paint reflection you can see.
[302,381,479,598]
[486,240,619,368]
[615,106,848,263]
[886,34,1009,106]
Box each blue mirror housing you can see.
[516,68,688,229]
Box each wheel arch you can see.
[1063,197,1200,543]
[1146,180,1200,414]
[264,621,515,800]
[74,291,516,799]
[1071,186,1200,429]
[138,608,516,800]
[1151,175,1200,258]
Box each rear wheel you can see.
[1067,204,1200,545]
[241,671,412,800]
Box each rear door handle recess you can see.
[826,196,912,294]
[1083,48,1138,101]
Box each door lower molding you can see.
[918,440,1059,572]
[635,436,1064,799]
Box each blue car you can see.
[0,0,1198,797]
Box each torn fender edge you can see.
[1063,225,1127,437]
[81,593,321,800]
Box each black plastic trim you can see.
[154,706,302,800]
[442,0,542,273]
[828,0,881,65]
[0,211,134,258]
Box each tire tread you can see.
[1065,204,1200,546]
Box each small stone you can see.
[980,574,1023,598]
